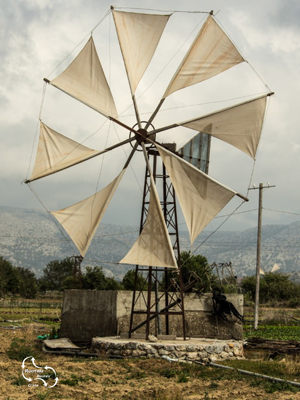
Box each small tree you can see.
[81,266,107,289]
[242,272,300,304]
[0,257,20,295]
[162,251,216,293]
[81,266,121,290]
[122,269,147,291]
[39,257,74,291]
[17,267,38,299]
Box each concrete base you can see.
[92,336,244,362]
[59,290,243,342]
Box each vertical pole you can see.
[155,269,161,335]
[254,183,263,330]
[162,164,169,335]
[146,267,152,339]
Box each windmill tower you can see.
[128,131,211,339]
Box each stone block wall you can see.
[92,337,244,362]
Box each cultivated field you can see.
[1,299,300,399]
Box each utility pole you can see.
[248,182,275,329]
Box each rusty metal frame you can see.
[128,145,186,340]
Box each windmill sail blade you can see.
[179,95,269,159]
[50,37,118,118]
[177,126,211,173]
[51,170,126,256]
[163,15,245,98]
[27,122,101,182]
[119,178,177,268]
[271,263,280,273]
[156,144,236,244]
[112,9,170,95]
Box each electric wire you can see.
[264,208,300,216]
[180,200,247,268]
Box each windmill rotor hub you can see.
[130,121,156,150]
[135,128,148,144]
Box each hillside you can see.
[0,205,300,278]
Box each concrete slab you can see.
[44,338,80,350]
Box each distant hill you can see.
[0,205,300,279]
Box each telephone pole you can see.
[248,183,275,329]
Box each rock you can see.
[148,335,158,342]
[127,342,138,350]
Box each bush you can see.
[242,272,300,305]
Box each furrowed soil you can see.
[0,324,299,400]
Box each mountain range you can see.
[0,205,300,280]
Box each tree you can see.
[17,267,38,299]
[0,256,20,295]
[105,277,123,290]
[81,266,108,290]
[164,251,216,293]
[242,272,300,304]
[39,257,74,291]
[122,269,147,291]
[81,266,122,290]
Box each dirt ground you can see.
[0,324,299,400]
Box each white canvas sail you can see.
[179,95,268,159]
[119,176,177,268]
[113,10,170,95]
[51,169,126,256]
[271,263,280,272]
[50,37,118,118]
[156,144,236,244]
[163,15,245,98]
[28,122,101,182]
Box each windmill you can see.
[25,7,273,339]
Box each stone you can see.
[219,351,229,359]
[121,349,132,356]
[213,345,223,354]
[126,342,138,350]
[132,349,146,357]
[186,352,198,359]
[158,349,169,355]
[164,345,175,351]
[233,348,241,356]
[205,345,216,354]
[148,335,158,342]
[198,351,208,359]
[186,345,197,352]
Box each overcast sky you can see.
[1,0,300,241]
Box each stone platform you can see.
[92,336,244,362]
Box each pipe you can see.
[202,361,300,388]
[160,355,300,388]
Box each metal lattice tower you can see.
[128,144,186,340]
